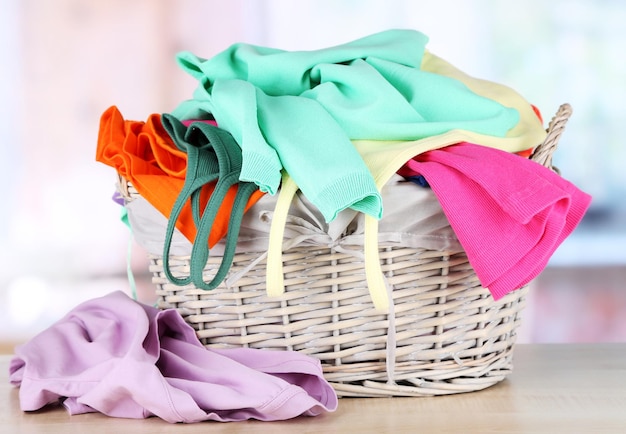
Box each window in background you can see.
[1,0,624,348]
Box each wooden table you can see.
[2,344,625,433]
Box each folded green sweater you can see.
[172,29,519,222]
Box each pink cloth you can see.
[181,119,217,127]
[9,291,337,423]
[398,142,592,299]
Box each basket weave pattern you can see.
[123,104,571,397]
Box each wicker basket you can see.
[119,104,572,398]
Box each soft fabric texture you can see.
[263,49,548,310]
[96,30,579,312]
[397,142,592,299]
[123,173,461,299]
[9,291,337,423]
[159,114,259,290]
[172,29,521,222]
[95,106,265,247]
[124,174,461,258]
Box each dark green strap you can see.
[160,114,257,290]
[161,143,218,286]
[189,175,258,290]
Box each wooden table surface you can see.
[2,344,626,433]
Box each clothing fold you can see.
[95,106,265,248]
[9,291,338,423]
[172,29,522,222]
[397,142,592,299]
[159,115,260,290]
[94,28,588,310]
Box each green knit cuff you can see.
[310,171,383,222]
[239,150,284,195]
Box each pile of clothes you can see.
[10,29,591,423]
[95,29,590,309]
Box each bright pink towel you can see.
[398,143,592,299]
[9,291,337,423]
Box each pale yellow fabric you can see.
[266,52,547,311]
[266,171,299,297]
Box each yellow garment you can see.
[266,51,547,311]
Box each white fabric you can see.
[125,174,461,257]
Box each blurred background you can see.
[1,0,625,353]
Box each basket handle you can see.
[530,103,572,172]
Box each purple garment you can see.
[9,291,337,423]
[111,190,125,206]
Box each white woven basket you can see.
[119,104,572,398]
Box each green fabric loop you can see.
[189,177,257,290]
[160,114,258,290]
[159,128,219,286]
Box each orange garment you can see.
[96,106,265,247]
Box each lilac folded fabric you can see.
[9,291,337,423]
[398,142,592,299]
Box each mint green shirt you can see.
[172,29,519,222]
